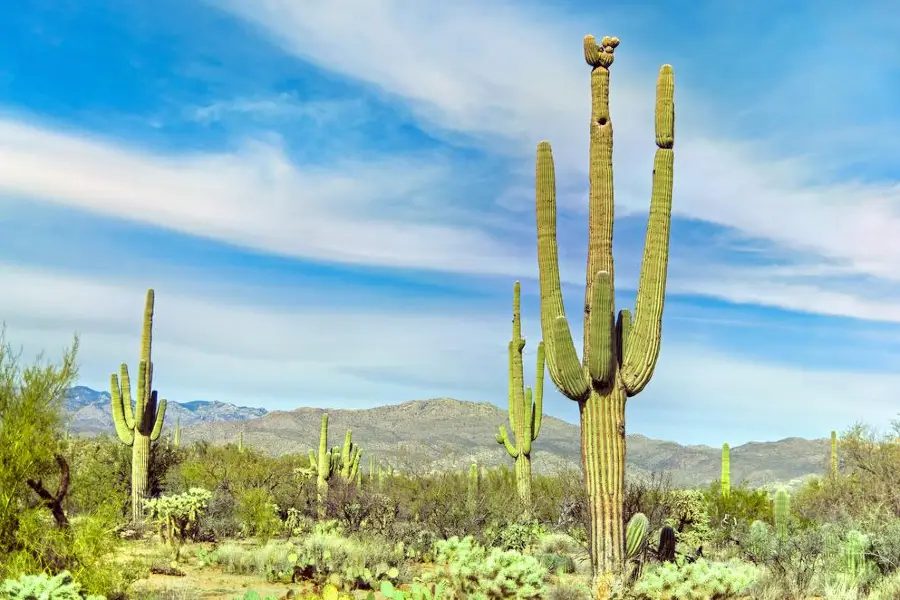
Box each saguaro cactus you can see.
[534,35,675,587]
[496,281,546,510]
[773,488,790,542]
[830,430,838,478]
[308,413,334,519]
[721,443,730,498]
[173,417,181,448]
[339,429,362,482]
[110,289,168,524]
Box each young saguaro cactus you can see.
[830,430,838,478]
[110,289,168,524]
[496,281,546,511]
[721,443,731,498]
[773,488,790,542]
[339,429,362,482]
[534,34,675,585]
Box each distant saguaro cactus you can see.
[773,488,790,542]
[110,289,167,524]
[496,281,545,511]
[830,430,838,478]
[721,443,730,498]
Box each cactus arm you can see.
[521,388,534,455]
[621,65,675,396]
[536,142,590,401]
[496,425,519,457]
[586,270,615,384]
[616,309,632,367]
[507,342,519,436]
[149,395,167,442]
[110,372,134,445]
[531,342,545,440]
[308,449,317,472]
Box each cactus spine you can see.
[720,443,730,498]
[534,35,675,583]
[496,281,545,510]
[110,289,168,524]
[830,430,838,478]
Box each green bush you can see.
[632,558,759,600]
[0,571,105,600]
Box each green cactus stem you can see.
[467,462,480,514]
[721,443,730,498]
[535,34,675,584]
[773,488,790,542]
[339,430,362,482]
[110,289,167,524]
[496,281,545,511]
[238,430,244,453]
[173,417,181,448]
[625,513,649,560]
[308,413,334,519]
[830,430,838,478]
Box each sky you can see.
[1,0,899,447]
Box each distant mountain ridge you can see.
[64,386,268,435]
[64,387,831,489]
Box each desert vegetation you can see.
[4,32,900,600]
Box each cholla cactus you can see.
[144,487,212,559]
[0,571,105,600]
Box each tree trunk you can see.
[26,454,71,529]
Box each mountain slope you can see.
[65,387,830,488]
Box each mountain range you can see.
[64,386,831,489]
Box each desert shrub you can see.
[544,582,592,600]
[632,558,759,599]
[425,535,547,599]
[703,480,772,546]
[485,520,546,553]
[235,488,281,543]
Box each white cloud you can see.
[0,118,528,275]
[210,0,900,291]
[2,263,897,445]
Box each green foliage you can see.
[485,520,546,553]
[380,580,448,600]
[0,571,105,600]
[425,536,547,599]
[632,558,759,600]
[235,488,281,543]
[662,489,713,553]
[0,331,78,562]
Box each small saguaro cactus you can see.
[308,413,334,519]
[773,488,790,542]
[721,443,730,498]
[657,525,676,562]
[534,33,675,586]
[338,429,362,482]
[830,430,838,478]
[110,289,168,524]
[496,281,546,511]
[173,417,181,448]
[238,430,244,453]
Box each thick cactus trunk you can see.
[582,386,627,577]
[131,433,150,522]
[513,452,533,508]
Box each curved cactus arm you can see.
[149,394,167,441]
[536,142,590,401]
[496,425,519,457]
[531,342,545,440]
[586,270,615,384]
[521,387,534,455]
[308,449,318,472]
[621,65,675,396]
[550,315,590,399]
[110,371,135,445]
[349,449,361,480]
[616,309,632,368]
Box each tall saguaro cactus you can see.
[534,35,674,588]
[308,413,334,519]
[496,281,545,510]
[110,289,168,524]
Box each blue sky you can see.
[2,0,899,447]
